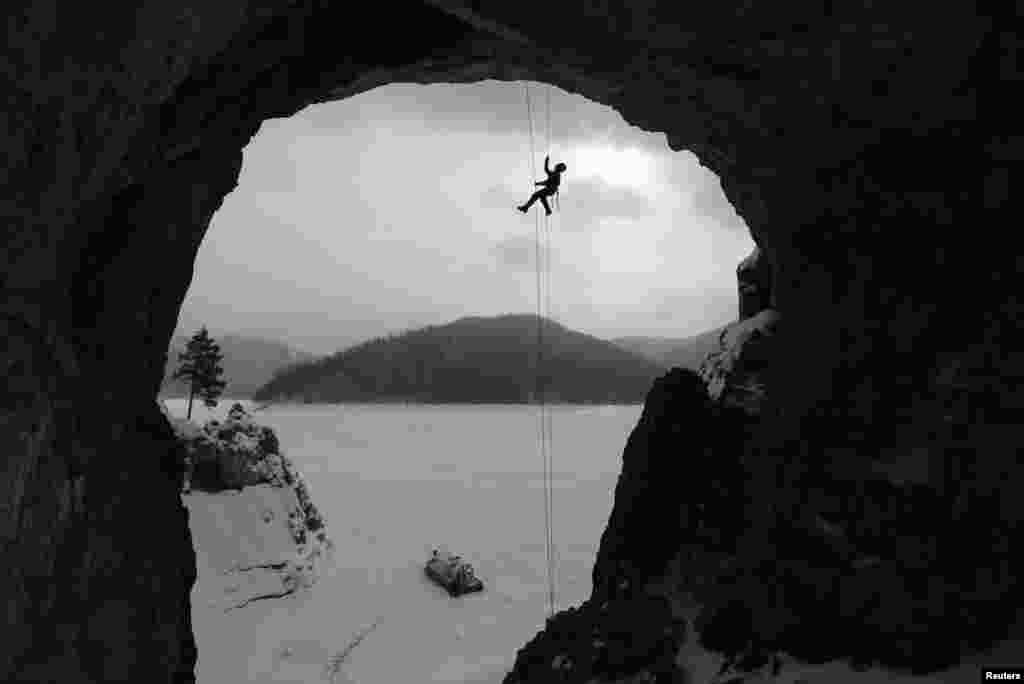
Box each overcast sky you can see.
[176,81,753,355]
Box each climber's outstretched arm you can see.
[544,155,551,174]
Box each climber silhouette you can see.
[518,155,566,216]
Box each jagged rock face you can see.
[169,404,334,615]
[519,367,1020,680]
[591,369,755,601]
[736,247,771,319]
[503,595,685,684]
[176,410,283,492]
[698,308,779,412]
[1,1,1019,681]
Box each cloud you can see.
[652,287,738,328]
[491,234,555,273]
[686,171,749,233]
[479,183,522,209]
[559,178,657,221]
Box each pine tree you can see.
[173,326,227,420]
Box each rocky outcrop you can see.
[168,402,283,491]
[1,1,1019,681]
[165,403,329,549]
[736,247,772,320]
[590,369,755,603]
[508,364,1023,682]
[504,595,687,684]
[508,368,752,684]
[168,403,333,610]
[697,308,779,413]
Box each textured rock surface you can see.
[503,596,687,684]
[512,368,1022,681]
[590,369,755,603]
[698,308,780,413]
[736,247,772,319]
[165,403,330,552]
[1,1,1020,681]
[171,404,284,491]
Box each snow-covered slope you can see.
[161,401,344,683]
[161,401,332,613]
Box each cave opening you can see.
[163,79,755,683]
[170,80,753,360]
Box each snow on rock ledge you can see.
[164,402,284,491]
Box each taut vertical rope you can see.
[542,83,557,617]
[524,83,555,619]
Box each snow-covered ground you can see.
[168,401,643,684]
[163,399,344,682]
[185,484,350,684]
[168,400,1023,684]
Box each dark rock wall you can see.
[736,247,771,319]
[1,0,1019,681]
[2,4,474,680]
[591,369,755,601]
[584,368,1022,677]
[2,145,241,681]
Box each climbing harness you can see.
[524,81,558,619]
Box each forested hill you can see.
[253,314,667,404]
[161,334,316,398]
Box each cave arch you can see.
[1,1,1018,681]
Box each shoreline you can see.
[234,399,646,408]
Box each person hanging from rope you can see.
[517,155,567,217]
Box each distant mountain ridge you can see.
[161,333,318,398]
[253,314,666,404]
[612,326,727,371]
[610,337,687,363]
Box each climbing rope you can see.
[524,82,557,618]
[542,83,557,618]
